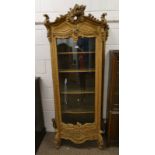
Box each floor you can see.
[36,132,119,155]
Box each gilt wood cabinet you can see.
[44,4,109,148]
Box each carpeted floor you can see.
[36,132,119,155]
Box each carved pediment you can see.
[44,4,109,41]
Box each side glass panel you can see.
[56,37,95,124]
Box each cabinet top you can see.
[44,4,109,42]
[44,4,108,26]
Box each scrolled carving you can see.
[87,13,100,22]
[101,13,109,41]
[66,4,86,23]
[62,122,95,128]
[60,122,98,144]
[101,13,107,21]
[55,14,66,22]
[44,14,51,42]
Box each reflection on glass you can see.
[57,37,95,70]
[59,72,95,92]
[58,53,95,70]
[56,37,96,124]
[57,37,95,53]
[61,94,95,112]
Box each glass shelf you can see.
[59,69,95,73]
[62,105,95,114]
[62,110,94,114]
[62,103,95,114]
[58,51,95,55]
[60,90,95,95]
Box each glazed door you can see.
[56,37,96,124]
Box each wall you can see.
[35,0,119,132]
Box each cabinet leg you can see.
[97,134,104,149]
[55,132,61,149]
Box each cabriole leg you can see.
[97,133,104,149]
[55,132,61,149]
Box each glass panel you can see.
[59,72,95,92]
[62,113,94,124]
[58,53,95,70]
[61,94,95,113]
[57,37,95,53]
[57,37,95,70]
[56,37,96,124]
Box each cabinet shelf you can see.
[61,90,95,94]
[62,108,94,114]
[58,52,95,55]
[59,69,95,73]
[62,111,94,114]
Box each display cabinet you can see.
[44,4,109,148]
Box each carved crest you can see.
[66,4,86,23]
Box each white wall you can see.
[35,0,119,132]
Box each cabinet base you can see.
[54,129,105,149]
